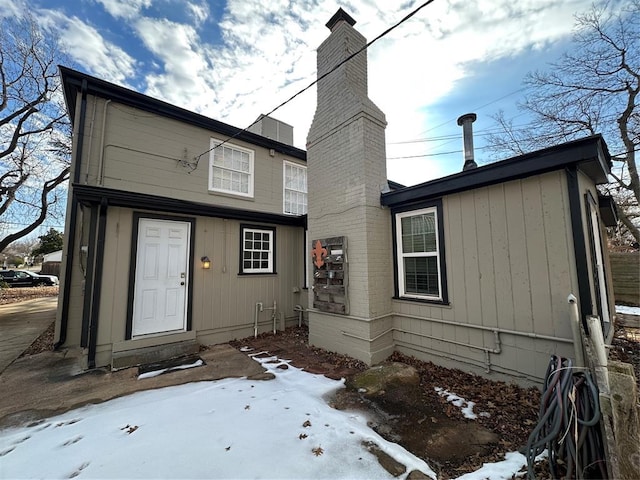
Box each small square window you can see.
[240,225,276,274]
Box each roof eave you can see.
[381,135,611,208]
[58,66,307,161]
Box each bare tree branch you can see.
[0,13,71,252]
[487,1,640,244]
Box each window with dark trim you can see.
[240,224,275,274]
[392,200,448,303]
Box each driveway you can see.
[0,297,57,374]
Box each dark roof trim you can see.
[387,180,406,191]
[59,66,306,161]
[598,195,618,227]
[381,135,611,207]
[72,184,306,227]
[326,8,356,30]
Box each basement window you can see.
[240,225,275,274]
[393,201,448,303]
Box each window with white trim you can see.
[283,161,307,215]
[240,225,275,274]
[209,139,254,197]
[395,207,444,300]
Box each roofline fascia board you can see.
[72,184,306,227]
[59,66,306,161]
[381,135,611,207]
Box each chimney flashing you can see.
[326,8,356,31]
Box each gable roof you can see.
[58,66,306,161]
[381,134,611,207]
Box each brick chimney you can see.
[306,8,393,364]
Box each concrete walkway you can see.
[0,297,272,429]
[0,297,57,374]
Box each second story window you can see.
[209,139,254,198]
[283,161,307,215]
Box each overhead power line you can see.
[192,0,437,165]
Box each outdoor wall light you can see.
[201,256,211,269]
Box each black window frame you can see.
[239,224,277,275]
[391,199,449,305]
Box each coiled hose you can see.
[525,355,607,479]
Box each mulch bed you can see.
[0,286,59,305]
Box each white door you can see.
[132,218,190,337]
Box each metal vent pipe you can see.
[457,113,478,171]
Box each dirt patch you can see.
[230,327,538,478]
[609,316,640,386]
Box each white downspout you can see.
[568,294,585,368]
[586,314,609,392]
[254,302,263,338]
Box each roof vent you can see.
[457,113,477,171]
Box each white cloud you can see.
[13,0,619,184]
[39,11,137,85]
[134,18,218,110]
[187,0,210,26]
[94,0,152,20]
[0,0,22,17]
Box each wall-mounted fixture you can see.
[201,256,211,269]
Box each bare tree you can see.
[486,1,640,244]
[0,14,71,253]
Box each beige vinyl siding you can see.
[78,97,300,216]
[392,171,578,384]
[87,208,306,367]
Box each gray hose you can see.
[525,355,606,479]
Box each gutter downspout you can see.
[97,100,111,186]
[56,78,88,350]
[80,204,98,347]
[568,294,585,368]
[87,198,108,369]
[566,166,593,333]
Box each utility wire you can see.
[192,0,437,166]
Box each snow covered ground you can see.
[0,352,535,480]
[616,304,640,316]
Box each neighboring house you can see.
[56,9,617,385]
[41,249,63,276]
[57,67,308,369]
[43,250,63,263]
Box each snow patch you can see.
[137,359,204,379]
[616,304,640,316]
[1,350,538,479]
[434,387,489,420]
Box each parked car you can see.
[0,270,59,287]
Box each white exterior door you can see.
[132,218,190,337]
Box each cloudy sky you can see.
[0,0,620,185]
